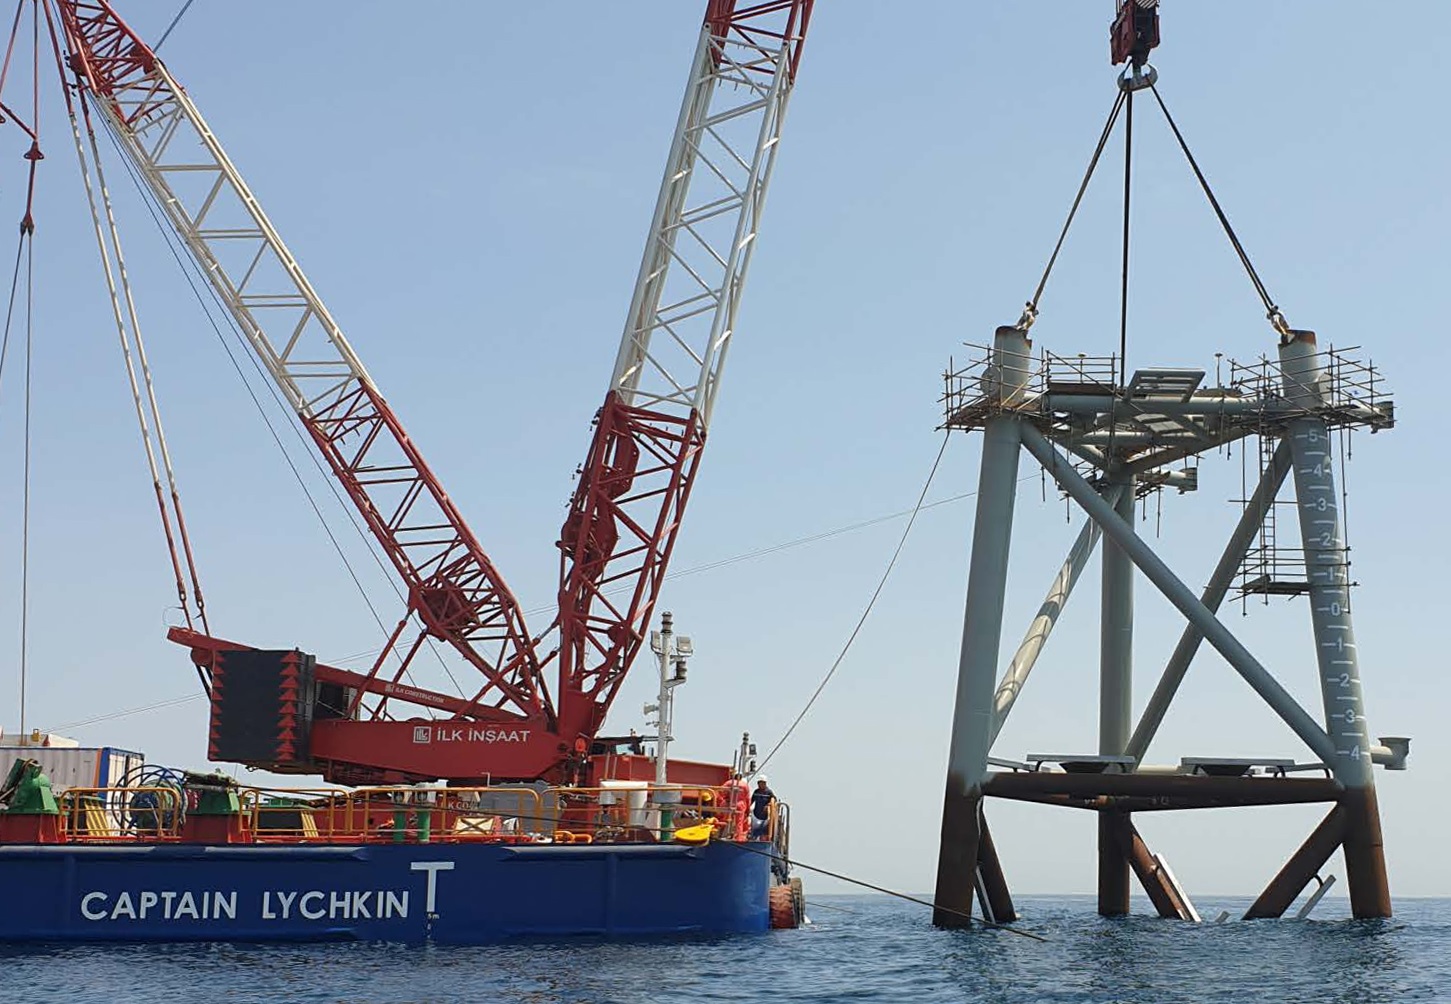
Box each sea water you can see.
[1,894,1447,1003]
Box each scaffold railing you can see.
[943,342,1393,438]
[942,345,1118,428]
[1227,346,1393,432]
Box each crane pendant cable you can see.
[0,231,35,739]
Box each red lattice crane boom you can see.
[52,0,812,783]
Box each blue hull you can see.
[0,840,772,943]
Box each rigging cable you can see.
[1024,88,1126,323]
[1118,87,1133,376]
[91,110,413,681]
[62,74,204,641]
[0,233,23,397]
[354,795,1046,942]
[727,840,1047,942]
[290,790,1045,941]
[0,70,23,736]
[45,692,203,734]
[1147,83,1286,331]
[18,235,31,740]
[0,1,22,99]
[86,98,467,701]
[79,94,210,632]
[0,232,29,736]
[10,0,39,738]
[53,0,424,661]
[520,480,1004,620]
[755,432,951,773]
[153,0,195,52]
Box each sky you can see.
[0,1,1447,907]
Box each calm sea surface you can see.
[2,895,1448,1003]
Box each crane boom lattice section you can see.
[612,2,806,424]
[556,1,811,732]
[56,0,551,723]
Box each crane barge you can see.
[0,0,812,942]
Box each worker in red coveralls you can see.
[723,773,750,841]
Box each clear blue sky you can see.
[1,1,1447,905]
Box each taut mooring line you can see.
[730,840,1049,942]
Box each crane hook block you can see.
[1111,0,1160,68]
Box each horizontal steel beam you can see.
[1038,394,1295,417]
[983,770,1343,809]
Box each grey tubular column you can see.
[1125,440,1294,762]
[1279,329,1390,918]
[1098,478,1135,915]
[933,325,1031,929]
[1101,481,1136,754]
[1019,423,1340,767]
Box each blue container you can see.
[0,839,773,943]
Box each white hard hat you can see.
[755,775,769,785]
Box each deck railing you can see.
[34,781,778,847]
[59,786,188,842]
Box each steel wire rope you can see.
[1119,88,1133,374]
[79,96,212,635]
[0,0,27,389]
[89,105,467,701]
[12,0,36,738]
[16,236,32,738]
[658,490,980,582]
[154,0,196,52]
[1025,89,1127,320]
[94,115,417,673]
[388,796,1046,941]
[754,433,952,774]
[0,1,23,99]
[0,231,24,392]
[521,484,982,619]
[45,692,203,733]
[88,114,381,622]
[362,798,1045,940]
[726,840,1047,941]
[63,84,207,646]
[1147,83,1285,329]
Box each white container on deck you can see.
[0,745,144,793]
[599,779,652,829]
